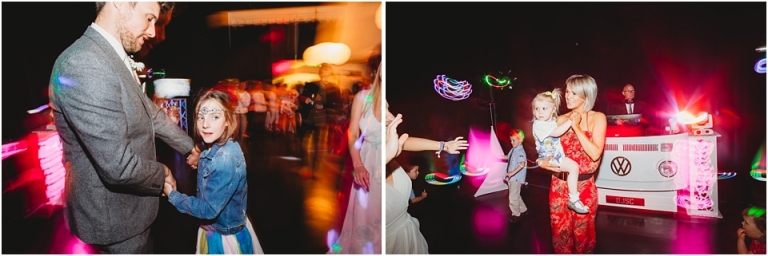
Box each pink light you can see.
[2,140,28,160]
[261,28,284,43]
[465,128,490,170]
[671,216,714,253]
[272,60,294,76]
[471,205,507,243]
[465,127,490,189]
[470,176,485,188]
[675,111,709,125]
[38,132,66,206]
[70,239,92,254]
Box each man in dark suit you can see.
[606,84,664,135]
[48,2,199,253]
[607,84,647,115]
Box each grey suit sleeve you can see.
[146,99,194,154]
[51,50,164,195]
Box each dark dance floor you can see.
[3,127,765,254]
[2,129,353,254]
[407,165,766,254]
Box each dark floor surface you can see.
[3,127,766,254]
[407,164,766,254]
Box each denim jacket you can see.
[168,139,248,235]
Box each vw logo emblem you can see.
[611,157,632,176]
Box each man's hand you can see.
[162,182,174,197]
[164,165,177,191]
[187,147,200,169]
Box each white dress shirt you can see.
[90,23,140,84]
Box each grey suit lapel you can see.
[83,27,155,125]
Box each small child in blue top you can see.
[532,88,589,214]
[406,165,427,204]
[163,89,264,254]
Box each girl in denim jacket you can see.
[163,89,264,254]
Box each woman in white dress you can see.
[330,63,383,254]
[383,112,468,254]
[385,162,428,254]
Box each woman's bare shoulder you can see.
[354,89,370,99]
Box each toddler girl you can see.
[737,206,766,254]
[532,88,589,214]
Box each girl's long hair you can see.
[193,89,238,147]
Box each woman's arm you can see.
[549,119,573,137]
[570,111,607,161]
[385,113,408,163]
[403,137,468,153]
[347,90,369,190]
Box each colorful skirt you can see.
[196,216,264,254]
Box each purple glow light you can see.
[755,58,766,74]
[56,75,77,87]
[327,229,339,252]
[434,74,472,101]
[27,104,50,114]
[363,242,374,254]
[356,186,368,209]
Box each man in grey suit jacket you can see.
[48,2,199,253]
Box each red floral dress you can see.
[751,239,767,254]
[549,123,600,253]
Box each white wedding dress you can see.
[386,167,429,254]
[332,89,381,254]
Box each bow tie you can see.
[625,100,634,104]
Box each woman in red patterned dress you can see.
[537,74,607,253]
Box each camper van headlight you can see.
[658,160,678,178]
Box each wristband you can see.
[436,141,444,158]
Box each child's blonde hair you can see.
[531,88,562,121]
